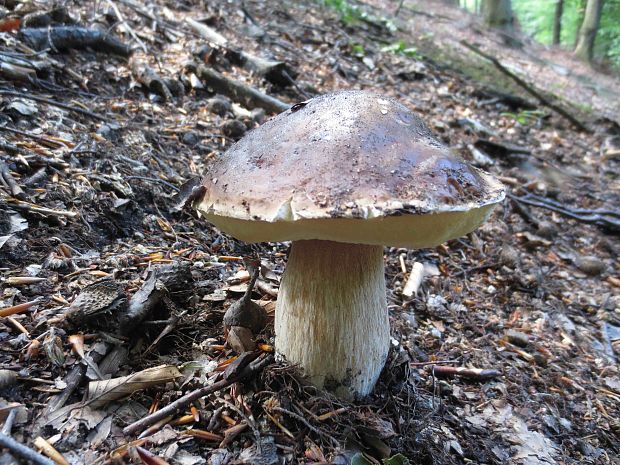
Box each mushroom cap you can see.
[196,90,505,248]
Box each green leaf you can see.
[383,454,411,465]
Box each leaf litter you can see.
[0,0,618,464]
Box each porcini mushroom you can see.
[195,90,505,399]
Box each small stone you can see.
[537,221,557,239]
[206,96,232,116]
[182,131,200,146]
[574,255,607,276]
[220,119,247,139]
[251,108,266,124]
[499,246,520,267]
[506,329,529,347]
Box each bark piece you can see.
[20,27,132,57]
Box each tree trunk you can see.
[482,0,514,32]
[552,0,564,45]
[574,0,604,62]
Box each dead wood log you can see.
[186,18,297,86]
[19,27,132,57]
[460,40,590,132]
[195,64,289,113]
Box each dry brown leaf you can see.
[87,365,182,408]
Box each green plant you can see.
[351,42,366,57]
[320,0,398,33]
[381,40,419,58]
[501,109,547,125]
[321,0,366,24]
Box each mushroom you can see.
[195,90,505,399]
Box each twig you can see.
[401,262,424,298]
[431,365,501,381]
[459,41,591,132]
[0,159,25,199]
[196,65,289,113]
[451,262,501,278]
[0,126,68,148]
[0,433,57,465]
[126,176,180,192]
[394,0,405,16]
[123,355,273,436]
[105,0,147,53]
[1,408,17,434]
[509,193,620,232]
[272,406,339,447]
[0,90,109,121]
[6,199,77,218]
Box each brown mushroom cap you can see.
[196,90,505,248]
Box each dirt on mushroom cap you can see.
[196,90,505,246]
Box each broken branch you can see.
[195,65,289,113]
[460,41,590,132]
[0,433,57,465]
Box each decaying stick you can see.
[20,27,132,57]
[460,41,590,132]
[272,406,339,446]
[106,0,147,53]
[0,433,57,465]
[402,262,425,299]
[431,365,501,380]
[6,199,77,218]
[0,90,109,122]
[187,18,296,86]
[123,354,273,436]
[0,159,25,199]
[196,65,289,113]
[0,61,37,82]
[509,193,620,232]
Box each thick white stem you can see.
[275,240,389,399]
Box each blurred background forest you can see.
[460,0,620,68]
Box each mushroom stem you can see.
[275,239,389,399]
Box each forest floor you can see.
[0,1,619,465]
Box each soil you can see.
[0,1,618,464]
